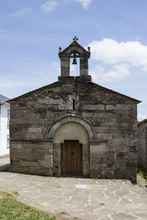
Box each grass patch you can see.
[0,192,55,220]
[138,168,147,180]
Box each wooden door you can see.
[61,140,82,176]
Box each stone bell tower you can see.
[58,37,91,81]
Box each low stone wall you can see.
[138,120,147,172]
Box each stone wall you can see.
[138,120,147,171]
[9,77,138,182]
[10,141,53,175]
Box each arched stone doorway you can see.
[49,116,93,177]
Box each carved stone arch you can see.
[49,116,93,177]
[48,116,94,141]
[65,47,86,56]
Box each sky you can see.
[0,0,147,120]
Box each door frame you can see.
[61,140,83,177]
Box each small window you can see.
[73,99,76,111]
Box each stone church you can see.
[9,38,140,182]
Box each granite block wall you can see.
[9,77,138,182]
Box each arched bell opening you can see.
[70,51,80,76]
[58,37,91,78]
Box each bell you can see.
[72,57,77,65]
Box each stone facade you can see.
[9,39,140,182]
[138,120,147,172]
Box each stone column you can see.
[82,143,90,177]
[53,143,61,176]
[48,142,54,175]
[80,56,88,77]
[61,57,70,77]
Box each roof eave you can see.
[91,82,141,104]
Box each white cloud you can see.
[10,8,32,17]
[76,0,92,9]
[92,64,130,83]
[89,38,147,82]
[41,0,59,13]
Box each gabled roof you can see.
[8,78,141,104]
[8,81,60,102]
[90,82,141,104]
[59,40,90,57]
[0,94,9,104]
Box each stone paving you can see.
[0,172,147,220]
